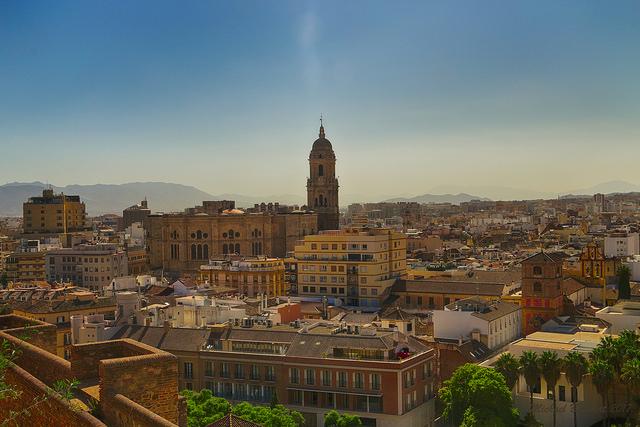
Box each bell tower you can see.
[307,118,339,231]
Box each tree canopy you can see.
[439,363,519,427]
[323,409,362,427]
[181,390,304,427]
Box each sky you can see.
[1,1,640,201]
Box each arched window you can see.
[203,244,209,259]
[235,232,240,238]
[318,164,324,176]
[533,282,542,292]
[196,230,202,239]
[228,229,234,239]
[223,244,228,255]
[197,244,202,260]
[235,243,240,254]
[191,244,197,260]
[315,197,318,207]
[533,266,542,276]
[258,242,262,254]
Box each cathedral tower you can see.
[307,120,339,231]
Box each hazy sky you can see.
[1,1,640,200]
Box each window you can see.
[533,266,543,276]
[235,364,245,379]
[220,362,229,378]
[205,361,213,377]
[371,373,381,390]
[533,282,542,292]
[305,369,315,385]
[250,364,260,380]
[338,371,347,387]
[318,164,324,176]
[184,362,193,379]
[321,370,331,386]
[266,366,276,381]
[354,372,364,389]
[290,368,300,384]
[405,296,411,305]
[558,385,566,402]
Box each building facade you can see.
[45,244,128,292]
[294,227,407,307]
[122,199,151,229]
[105,322,437,427]
[147,210,317,276]
[521,252,565,335]
[23,189,88,234]
[307,122,340,231]
[198,256,287,297]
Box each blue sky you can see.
[1,1,639,200]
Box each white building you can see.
[135,295,247,328]
[432,297,521,350]
[604,232,639,258]
[596,300,640,334]
[624,255,640,281]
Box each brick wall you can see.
[3,331,72,385]
[109,394,178,427]
[97,341,180,425]
[0,314,57,354]
[71,339,148,380]
[0,364,106,427]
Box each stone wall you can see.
[100,346,179,424]
[109,394,178,427]
[0,314,57,354]
[0,364,106,427]
[71,339,149,380]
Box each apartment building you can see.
[604,231,640,258]
[294,227,407,307]
[4,250,47,284]
[9,290,116,359]
[432,297,522,350]
[23,188,88,234]
[99,321,436,427]
[45,244,128,291]
[198,256,286,297]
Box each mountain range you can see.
[1,180,639,216]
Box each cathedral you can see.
[307,121,340,231]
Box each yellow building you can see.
[578,242,621,305]
[198,256,286,297]
[294,227,407,307]
[11,291,116,359]
[23,188,88,234]
[5,251,46,283]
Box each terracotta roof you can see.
[11,296,116,314]
[392,279,506,297]
[521,251,566,264]
[207,414,262,427]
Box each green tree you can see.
[616,265,631,300]
[519,351,540,417]
[621,358,640,423]
[563,351,589,427]
[539,351,562,427]
[589,359,614,427]
[181,389,231,427]
[232,402,304,427]
[439,363,519,427]
[495,353,520,390]
[324,409,362,427]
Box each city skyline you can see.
[2,1,640,199]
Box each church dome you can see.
[311,125,334,151]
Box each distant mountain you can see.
[562,180,640,197]
[0,182,307,216]
[383,193,490,204]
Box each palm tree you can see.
[589,358,614,427]
[618,330,640,415]
[519,350,540,417]
[540,351,562,427]
[621,358,640,423]
[563,351,588,427]
[495,352,520,391]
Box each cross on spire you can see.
[319,114,325,138]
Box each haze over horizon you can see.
[2,1,640,199]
